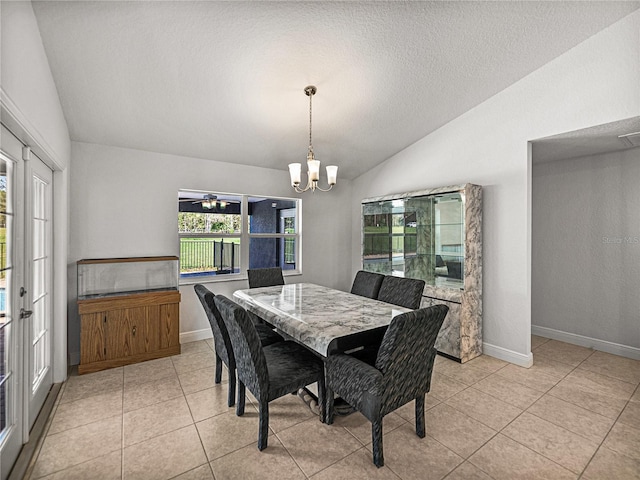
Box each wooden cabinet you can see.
[78,290,181,374]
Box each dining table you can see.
[232,282,412,357]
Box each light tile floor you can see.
[26,336,640,480]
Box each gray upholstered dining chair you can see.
[377,275,425,310]
[325,304,448,467]
[213,295,326,451]
[194,284,283,407]
[246,267,285,325]
[349,275,426,365]
[350,270,385,299]
[247,267,285,288]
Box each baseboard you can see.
[532,325,640,361]
[483,342,533,368]
[9,383,62,480]
[180,328,213,344]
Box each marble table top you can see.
[233,283,411,357]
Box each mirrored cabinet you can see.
[362,184,482,362]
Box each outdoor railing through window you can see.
[180,239,240,275]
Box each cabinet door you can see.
[80,312,106,364]
[106,306,158,359]
[421,297,462,359]
[159,302,180,349]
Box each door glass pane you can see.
[31,175,50,392]
[432,193,464,288]
[1,323,10,435]
[0,157,13,442]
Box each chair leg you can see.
[325,386,335,425]
[258,400,269,451]
[227,366,236,407]
[372,417,384,467]
[214,353,223,384]
[236,381,246,416]
[415,395,426,438]
[317,377,326,423]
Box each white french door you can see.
[0,131,25,480]
[0,125,53,479]
[26,156,53,428]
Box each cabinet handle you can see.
[132,326,137,336]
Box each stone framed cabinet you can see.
[361,183,482,362]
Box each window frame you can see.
[178,190,302,284]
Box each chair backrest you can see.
[377,275,425,309]
[213,295,268,398]
[247,267,285,288]
[446,261,463,279]
[194,284,233,365]
[350,270,385,299]
[375,304,448,413]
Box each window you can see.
[178,191,300,280]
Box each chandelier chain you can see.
[308,89,313,154]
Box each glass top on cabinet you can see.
[362,190,465,290]
[77,256,179,300]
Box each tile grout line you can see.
[502,347,640,478]
[22,382,67,480]
[494,349,596,476]
[576,399,629,479]
[441,349,590,477]
[171,339,216,479]
[182,341,231,478]
[272,427,315,479]
[576,379,640,479]
[30,338,640,479]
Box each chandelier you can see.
[288,86,338,193]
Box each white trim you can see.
[532,325,640,361]
[2,91,70,384]
[482,342,533,368]
[0,88,64,171]
[180,328,212,345]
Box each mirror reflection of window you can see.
[362,191,465,289]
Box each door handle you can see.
[20,308,33,319]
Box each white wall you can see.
[68,141,353,362]
[350,11,640,366]
[1,1,70,382]
[532,148,640,358]
[0,1,70,169]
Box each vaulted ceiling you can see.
[32,1,639,179]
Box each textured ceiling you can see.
[32,1,639,180]
[532,117,640,164]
